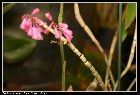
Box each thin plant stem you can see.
[107,82,112,91]
[60,41,65,91]
[127,77,136,91]
[86,78,98,91]
[106,30,118,88]
[35,19,107,91]
[106,4,128,89]
[114,25,136,91]
[117,3,122,91]
[121,27,136,78]
[67,85,73,91]
[58,3,65,91]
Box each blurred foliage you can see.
[3,36,36,64]
[95,3,118,30]
[3,3,16,14]
[122,3,136,42]
[65,72,79,90]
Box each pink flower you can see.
[21,14,26,20]
[20,17,27,30]
[24,18,32,32]
[36,24,43,32]
[20,8,44,40]
[45,12,53,21]
[31,8,40,15]
[63,29,73,42]
[20,8,73,42]
[20,16,33,33]
[54,23,73,42]
[54,27,61,39]
[43,22,54,34]
[34,17,44,24]
[31,27,43,40]
[59,23,68,29]
[27,27,43,40]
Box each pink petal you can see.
[25,18,32,32]
[54,27,61,39]
[28,27,43,40]
[43,22,54,34]
[21,14,26,20]
[43,22,49,34]
[36,25,43,32]
[34,17,44,24]
[20,18,27,30]
[45,12,53,21]
[49,22,54,28]
[32,8,40,15]
[33,29,43,40]
[27,28,33,36]
[43,29,49,34]
[58,23,68,29]
[32,31,43,40]
[36,34,43,40]
[31,29,38,40]
[63,29,73,42]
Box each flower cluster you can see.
[20,8,43,40]
[20,8,73,42]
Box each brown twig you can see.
[105,30,118,88]
[114,24,136,90]
[74,3,115,90]
[121,29,136,77]
[127,78,136,91]
[37,20,107,91]
[86,79,98,91]
[67,85,73,91]
[74,3,108,63]
[107,82,112,91]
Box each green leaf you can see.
[122,3,136,42]
[122,23,128,42]
[124,3,136,30]
[122,30,128,42]
[3,36,36,64]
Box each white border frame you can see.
[2,2,137,92]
